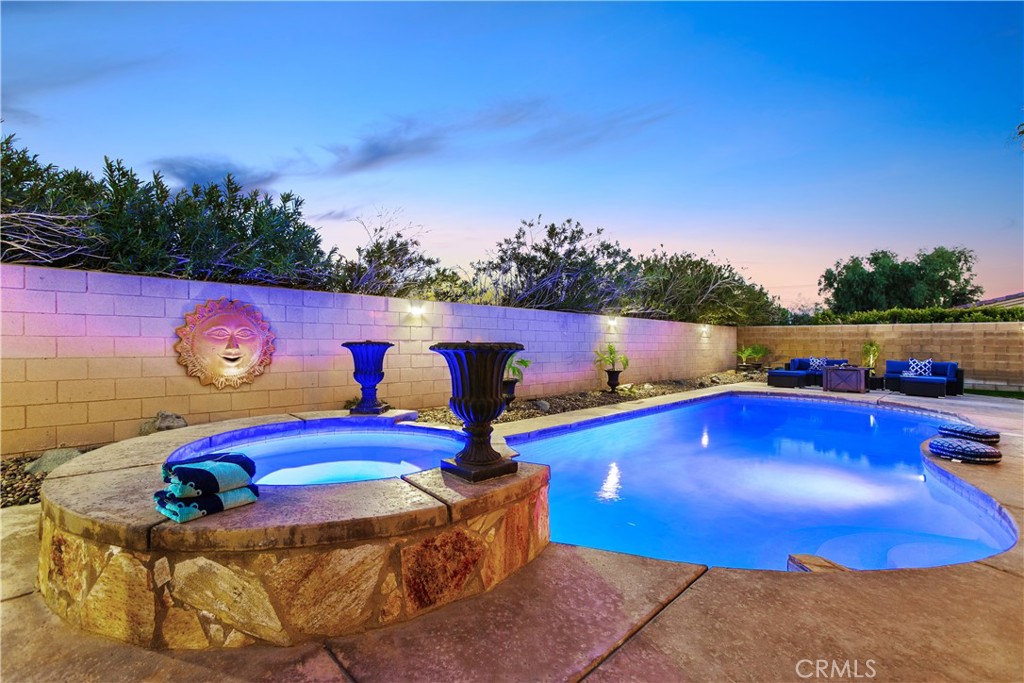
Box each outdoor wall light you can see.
[607,317,618,329]
[699,324,711,338]
[409,305,425,317]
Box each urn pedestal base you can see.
[440,457,519,482]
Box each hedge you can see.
[811,306,1024,325]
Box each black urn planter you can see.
[605,369,622,392]
[342,340,394,415]
[501,378,520,407]
[430,341,525,482]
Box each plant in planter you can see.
[502,356,532,406]
[861,340,880,373]
[736,344,771,370]
[594,343,630,392]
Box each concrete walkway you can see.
[2,385,1022,682]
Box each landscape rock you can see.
[532,399,551,413]
[139,411,188,436]
[710,375,722,385]
[24,448,82,475]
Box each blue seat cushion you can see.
[937,423,1000,444]
[931,362,958,380]
[928,437,1001,464]
[768,370,810,377]
[885,360,910,376]
[900,375,945,384]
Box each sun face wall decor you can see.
[175,298,276,389]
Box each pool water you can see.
[509,395,1017,570]
[221,430,459,485]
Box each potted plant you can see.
[594,343,629,392]
[735,344,770,371]
[502,356,532,406]
[861,340,880,373]
[747,344,771,370]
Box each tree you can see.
[331,208,462,299]
[630,249,787,325]
[471,217,642,313]
[1,134,337,288]
[818,247,983,314]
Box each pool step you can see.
[787,554,853,573]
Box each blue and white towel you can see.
[154,485,259,524]
[161,453,256,498]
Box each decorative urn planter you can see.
[342,340,394,415]
[501,378,520,407]
[605,369,622,392]
[430,341,525,482]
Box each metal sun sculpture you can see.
[175,298,276,389]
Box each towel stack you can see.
[154,453,259,523]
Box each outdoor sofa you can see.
[767,357,849,388]
[883,359,964,397]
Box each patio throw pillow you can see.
[808,356,828,370]
[908,357,933,376]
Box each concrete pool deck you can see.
[2,383,1022,682]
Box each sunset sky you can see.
[3,1,1021,308]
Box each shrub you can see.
[810,306,1024,325]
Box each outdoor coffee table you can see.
[823,365,868,393]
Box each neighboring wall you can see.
[738,323,1024,391]
[0,265,735,457]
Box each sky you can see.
[3,1,1022,308]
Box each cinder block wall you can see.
[738,323,1024,391]
[0,265,736,457]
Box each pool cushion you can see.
[937,423,1000,444]
[928,437,1002,464]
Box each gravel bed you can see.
[1,456,44,508]
[1,371,764,508]
[416,370,765,426]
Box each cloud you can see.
[318,98,669,176]
[525,106,673,153]
[324,119,445,174]
[2,56,164,125]
[313,208,359,221]
[152,156,284,190]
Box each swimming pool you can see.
[508,395,1017,570]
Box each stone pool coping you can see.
[40,409,540,552]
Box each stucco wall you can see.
[0,265,736,457]
[738,323,1024,391]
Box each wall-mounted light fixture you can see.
[699,324,711,339]
[607,317,618,330]
[409,305,424,317]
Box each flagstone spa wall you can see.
[738,323,1024,392]
[1,265,736,457]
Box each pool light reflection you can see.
[597,462,622,501]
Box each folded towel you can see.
[161,452,256,497]
[154,484,259,524]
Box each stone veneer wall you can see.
[38,469,549,649]
[1,264,736,457]
[738,323,1024,391]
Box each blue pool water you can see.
[172,426,460,485]
[508,395,1017,570]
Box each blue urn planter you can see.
[430,341,525,482]
[342,341,394,415]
